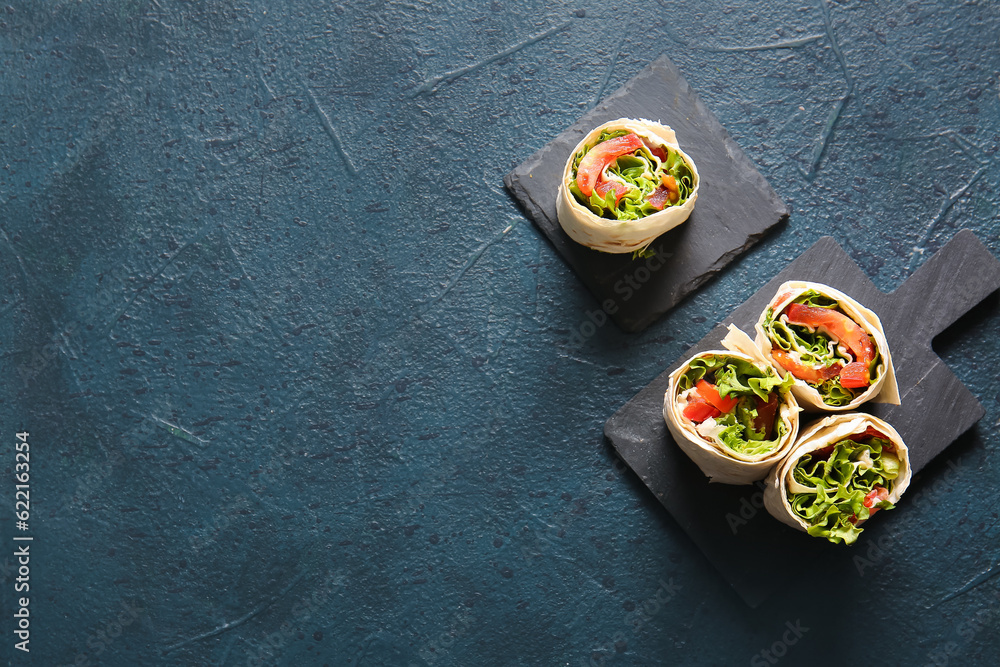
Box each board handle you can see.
[889,230,1000,343]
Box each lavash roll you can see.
[751,281,900,411]
[663,349,800,485]
[556,118,699,254]
[764,413,911,542]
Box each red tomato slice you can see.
[771,349,842,384]
[576,133,644,197]
[863,486,890,518]
[594,178,631,206]
[695,380,739,413]
[752,393,779,440]
[840,362,870,388]
[645,174,680,211]
[682,394,721,423]
[784,303,875,385]
[646,185,676,210]
[851,487,890,525]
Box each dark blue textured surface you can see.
[1,1,999,665]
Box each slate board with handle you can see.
[504,54,788,333]
[604,230,1000,607]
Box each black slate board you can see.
[604,230,1000,607]
[504,54,788,333]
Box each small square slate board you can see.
[604,230,1000,607]
[504,54,788,333]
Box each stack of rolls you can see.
[662,281,909,544]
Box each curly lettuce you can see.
[788,438,900,545]
[678,355,794,457]
[568,130,695,221]
[763,290,881,406]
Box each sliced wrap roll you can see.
[663,350,801,485]
[764,413,911,545]
[556,118,699,254]
[747,281,900,411]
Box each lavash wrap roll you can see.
[663,349,801,485]
[748,281,900,411]
[556,118,699,254]
[764,413,911,544]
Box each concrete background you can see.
[1,0,998,665]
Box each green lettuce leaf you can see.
[795,291,839,309]
[787,438,899,545]
[814,378,855,407]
